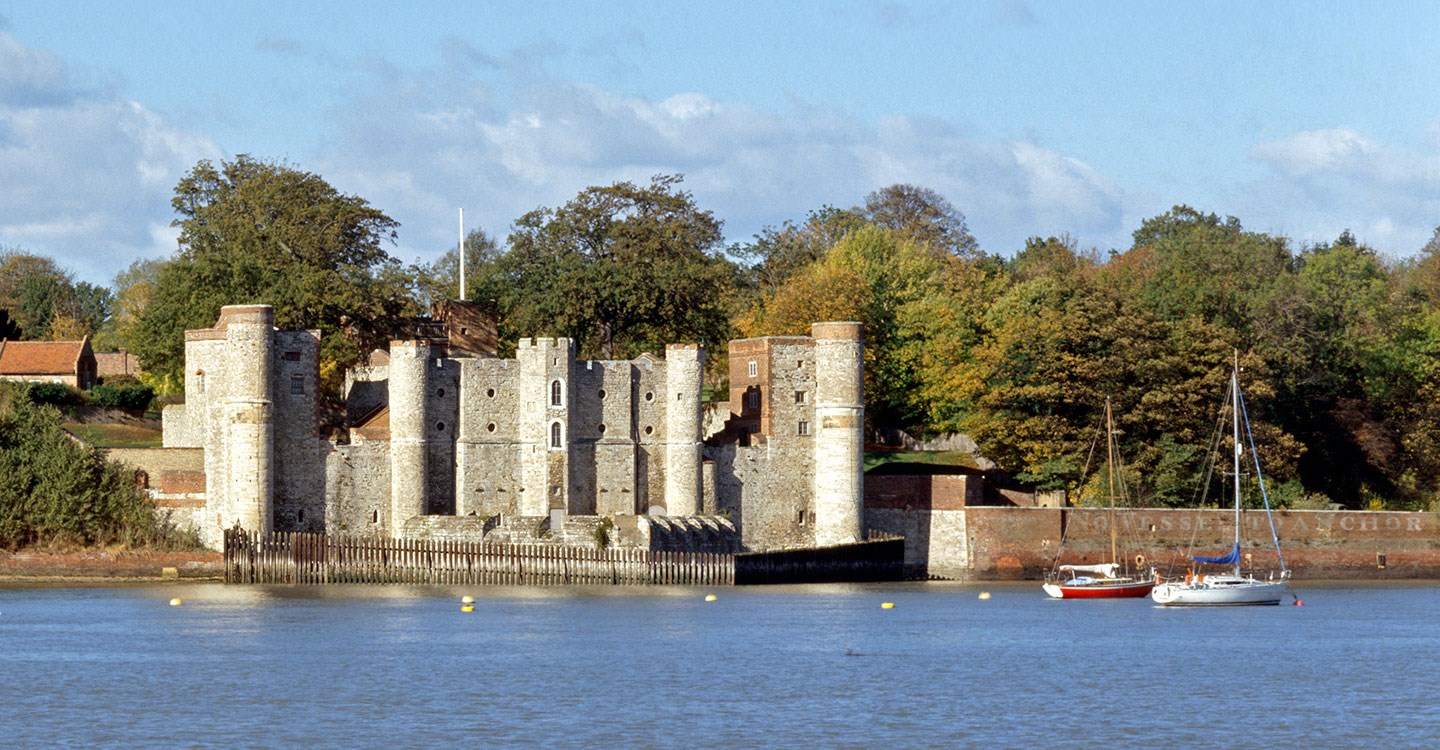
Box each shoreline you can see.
[0,549,223,582]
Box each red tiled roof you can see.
[0,340,87,375]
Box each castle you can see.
[153,305,865,553]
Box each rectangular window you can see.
[797,420,810,436]
[794,390,806,404]
[747,360,758,378]
[290,375,304,395]
[283,351,301,361]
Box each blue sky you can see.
[2,1,1438,286]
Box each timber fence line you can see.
[223,529,735,586]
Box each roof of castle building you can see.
[0,338,92,375]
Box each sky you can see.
[1,0,1438,286]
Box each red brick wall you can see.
[865,474,975,511]
[962,507,1440,580]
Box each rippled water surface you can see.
[2,580,1437,748]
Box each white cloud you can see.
[316,53,1127,261]
[1247,127,1440,254]
[1251,128,1380,178]
[0,32,219,283]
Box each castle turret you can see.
[664,343,704,516]
[388,339,430,536]
[812,322,864,546]
[517,337,574,517]
[222,305,275,534]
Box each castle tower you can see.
[517,337,573,517]
[664,344,704,516]
[388,339,430,535]
[221,305,275,534]
[812,322,864,546]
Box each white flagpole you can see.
[458,208,466,301]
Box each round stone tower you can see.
[811,321,864,546]
[222,305,275,534]
[664,343,704,516]
[388,339,430,536]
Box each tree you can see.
[1124,206,1293,341]
[860,184,979,259]
[97,259,164,353]
[740,224,948,431]
[0,381,178,549]
[499,174,737,358]
[731,205,866,296]
[72,282,113,338]
[411,229,504,311]
[0,251,77,340]
[132,155,410,397]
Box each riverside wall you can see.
[964,507,1440,580]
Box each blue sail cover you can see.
[1192,543,1241,565]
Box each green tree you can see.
[132,155,411,398]
[95,259,164,353]
[731,205,866,297]
[1124,206,1293,340]
[860,183,979,259]
[0,251,77,340]
[499,174,737,358]
[0,382,181,549]
[72,281,114,338]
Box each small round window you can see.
[437,388,445,397]
[487,388,496,398]
[644,391,654,402]
[487,423,496,433]
[598,389,607,400]
[436,422,446,432]
[644,425,653,435]
[598,424,607,434]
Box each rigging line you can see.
[1185,377,1232,557]
[1050,417,1104,569]
[1238,384,1288,574]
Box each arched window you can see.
[551,379,563,406]
[550,421,563,449]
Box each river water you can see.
[1,580,1436,749]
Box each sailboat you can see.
[1151,358,1291,606]
[1043,398,1155,599]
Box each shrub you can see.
[0,381,187,550]
[92,382,156,411]
[25,382,78,406]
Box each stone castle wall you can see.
[159,306,865,556]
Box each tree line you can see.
[5,155,1440,510]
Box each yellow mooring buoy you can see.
[461,605,475,613]
[169,598,183,607]
[978,591,992,600]
[881,602,895,609]
[705,594,717,602]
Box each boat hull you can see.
[1151,576,1288,606]
[1043,580,1155,599]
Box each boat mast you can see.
[1231,353,1242,577]
[1106,397,1119,569]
